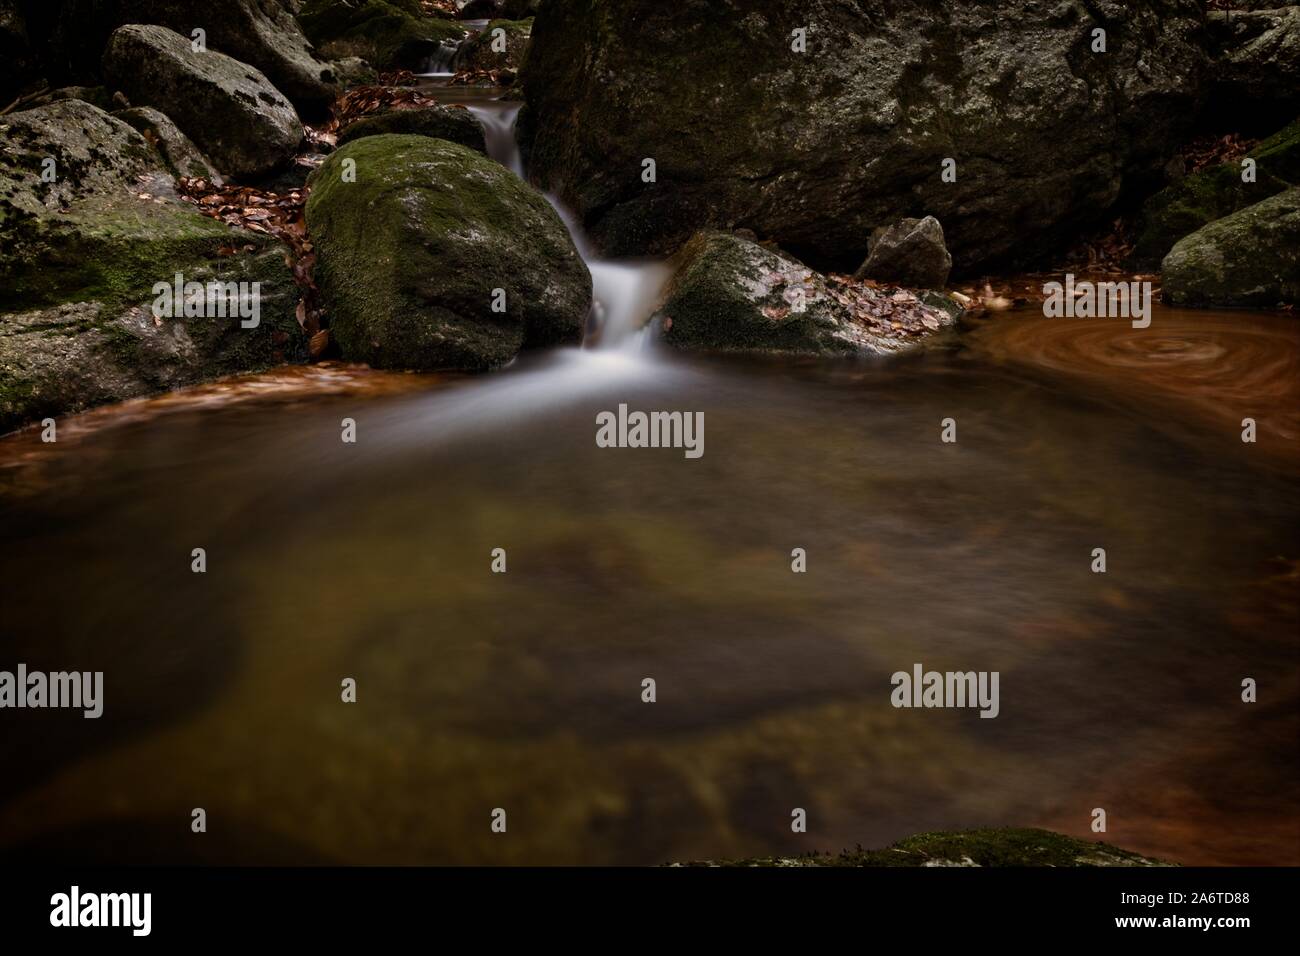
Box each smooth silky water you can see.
[0,86,1296,866]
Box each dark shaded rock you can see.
[500,0,540,18]
[24,85,115,111]
[114,106,225,184]
[103,24,303,180]
[300,0,468,71]
[305,134,590,370]
[0,99,303,432]
[658,230,954,356]
[520,0,1208,272]
[854,216,952,288]
[1162,187,1300,307]
[336,104,486,152]
[1208,7,1300,125]
[1135,119,1300,267]
[0,0,39,102]
[456,17,532,73]
[21,0,339,115]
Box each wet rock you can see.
[658,231,955,356]
[520,0,1208,271]
[854,216,952,289]
[300,0,468,71]
[103,24,303,181]
[456,17,532,74]
[114,106,225,185]
[336,104,486,153]
[0,100,303,432]
[1135,120,1300,267]
[1162,187,1300,307]
[24,0,339,115]
[305,134,590,370]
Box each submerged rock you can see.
[305,134,590,371]
[1162,188,1300,307]
[673,828,1173,867]
[855,216,952,289]
[114,106,225,185]
[0,100,303,433]
[520,0,1207,271]
[103,24,303,181]
[658,231,956,356]
[300,0,468,71]
[336,104,486,153]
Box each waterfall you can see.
[464,95,672,352]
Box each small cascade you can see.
[421,39,463,76]
[460,91,672,352]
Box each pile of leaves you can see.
[825,275,952,337]
[175,177,329,357]
[420,0,458,14]
[1180,131,1257,174]
[377,70,419,87]
[449,67,517,86]
[309,84,443,146]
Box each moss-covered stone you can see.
[1135,119,1300,267]
[336,105,486,153]
[676,828,1173,867]
[305,134,589,371]
[0,100,304,432]
[1162,187,1300,307]
[114,106,225,185]
[300,0,468,71]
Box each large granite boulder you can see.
[519,0,1208,272]
[103,24,303,180]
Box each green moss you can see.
[305,134,587,369]
[681,828,1171,867]
[1136,119,1300,267]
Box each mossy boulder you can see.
[1135,119,1300,268]
[520,0,1207,271]
[103,24,303,181]
[1162,188,1300,307]
[300,0,468,71]
[0,100,304,433]
[676,828,1172,867]
[658,231,953,356]
[305,134,590,370]
[336,105,486,153]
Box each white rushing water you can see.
[462,92,673,352]
[369,87,684,446]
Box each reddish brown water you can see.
[2,295,1297,866]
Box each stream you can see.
[0,85,1296,866]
